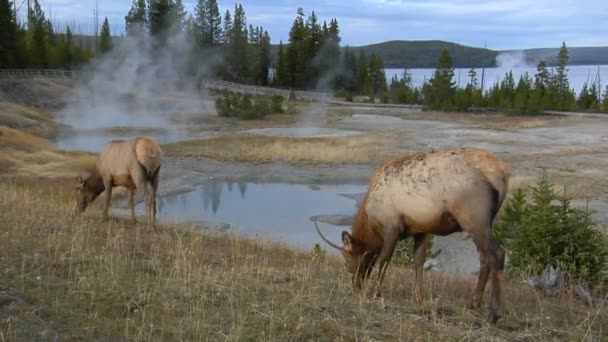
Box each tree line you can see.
[0,0,115,69]
[386,43,608,114]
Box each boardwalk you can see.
[0,69,335,103]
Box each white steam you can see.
[61,29,219,130]
[495,50,532,69]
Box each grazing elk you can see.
[76,136,162,231]
[315,148,510,323]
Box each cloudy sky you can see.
[19,0,608,50]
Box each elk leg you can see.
[371,229,399,298]
[127,188,136,225]
[487,238,505,324]
[469,227,505,324]
[101,182,113,222]
[468,248,490,309]
[413,233,429,302]
[148,168,160,230]
[132,169,152,231]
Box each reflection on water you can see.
[54,133,186,152]
[149,181,367,250]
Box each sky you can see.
[16,0,608,50]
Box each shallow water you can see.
[54,133,187,152]
[243,127,362,138]
[143,181,367,251]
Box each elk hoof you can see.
[467,299,481,310]
[487,311,501,324]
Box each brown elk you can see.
[76,136,162,231]
[315,148,510,323]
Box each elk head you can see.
[75,175,94,213]
[314,221,377,290]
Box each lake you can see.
[385,64,608,93]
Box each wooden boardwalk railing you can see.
[0,69,91,79]
[0,69,335,103]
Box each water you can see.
[243,127,362,138]
[54,132,188,152]
[144,181,367,250]
[386,64,608,93]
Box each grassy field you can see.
[1,179,606,341]
[163,134,393,164]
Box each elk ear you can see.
[342,231,353,250]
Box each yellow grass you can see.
[0,179,605,341]
[163,134,392,164]
[0,125,96,178]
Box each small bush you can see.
[496,171,608,286]
[214,93,285,120]
[270,95,285,113]
[392,236,441,266]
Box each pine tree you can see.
[222,9,232,44]
[368,53,387,95]
[125,0,147,35]
[275,41,288,86]
[424,48,455,110]
[194,0,221,48]
[226,4,248,82]
[169,0,187,32]
[357,48,369,94]
[148,0,170,38]
[286,8,307,88]
[552,42,574,111]
[0,0,18,67]
[256,29,271,85]
[28,0,48,67]
[98,17,113,54]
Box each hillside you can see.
[350,40,499,68]
[503,46,608,66]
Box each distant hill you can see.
[350,40,499,69]
[501,47,608,66]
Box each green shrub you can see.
[392,236,441,267]
[270,95,285,113]
[496,172,608,286]
[214,93,286,120]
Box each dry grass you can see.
[0,101,61,137]
[0,180,606,341]
[328,106,571,130]
[163,134,392,164]
[0,125,96,178]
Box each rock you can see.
[527,265,565,290]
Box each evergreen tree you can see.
[125,0,148,35]
[368,53,387,95]
[275,41,289,86]
[286,8,307,88]
[98,17,113,54]
[28,0,48,67]
[424,48,455,110]
[222,9,232,44]
[0,0,18,67]
[169,0,187,31]
[226,4,248,81]
[148,0,169,37]
[256,29,271,85]
[194,0,222,47]
[357,48,369,94]
[551,42,574,111]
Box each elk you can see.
[76,136,162,231]
[315,148,510,323]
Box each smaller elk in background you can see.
[76,136,162,231]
